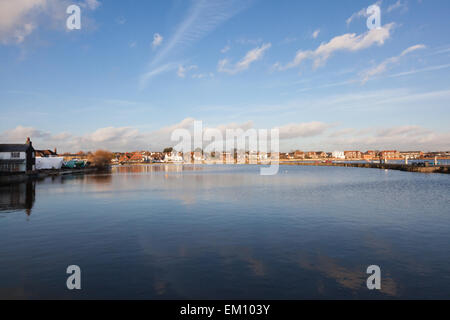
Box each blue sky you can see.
[0,0,449,152]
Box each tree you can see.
[163,147,173,154]
[88,150,113,169]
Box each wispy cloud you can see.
[140,0,253,87]
[276,23,394,71]
[139,62,178,88]
[346,1,382,27]
[388,63,450,78]
[360,44,426,83]
[387,0,407,13]
[218,43,271,74]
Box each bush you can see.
[88,150,113,168]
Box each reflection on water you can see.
[0,181,35,215]
[0,164,449,299]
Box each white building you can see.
[0,138,36,173]
[332,151,345,159]
[164,152,183,163]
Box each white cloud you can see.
[326,125,450,151]
[376,125,430,138]
[0,0,101,44]
[218,43,271,74]
[360,44,426,83]
[0,125,50,141]
[276,23,394,71]
[312,29,320,39]
[2,118,449,153]
[177,64,197,78]
[278,122,330,139]
[152,33,163,48]
[0,0,46,44]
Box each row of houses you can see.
[112,152,164,164]
[112,151,273,164]
[281,150,428,160]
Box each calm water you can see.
[0,165,449,299]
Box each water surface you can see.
[0,165,449,299]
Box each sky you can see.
[0,0,449,152]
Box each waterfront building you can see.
[164,152,183,163]
[380,150,401,159]
[344,151,362,160]
[316,151,327,159]
[305,151,318,159]
[332,151,345,159]
[294,150,305,159]
[35,148,58,157]
[0,138,36,173]
[400,151,423,159]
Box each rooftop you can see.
[0,144,33,152]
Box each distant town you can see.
[1,138,449,177]
[64,149,450,165]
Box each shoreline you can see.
[0,168,99,186]
[113,161,450,174]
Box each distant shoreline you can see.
[112,161,450,174]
